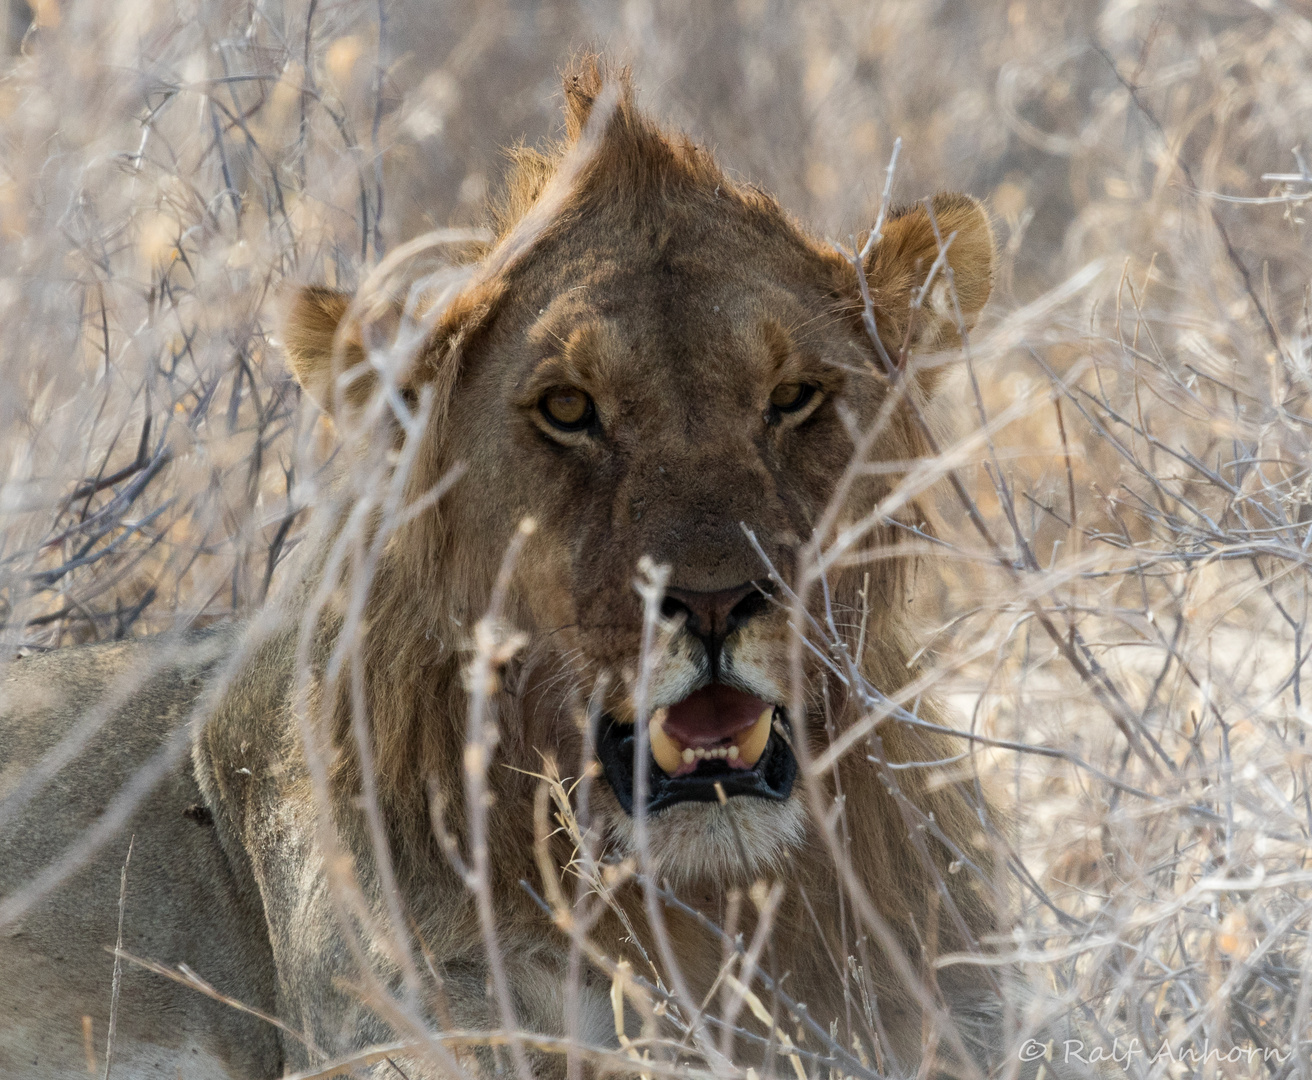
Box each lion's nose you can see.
[661,580,774,672]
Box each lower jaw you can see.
[594,710,799,816]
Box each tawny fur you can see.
[0,58,1041,1080]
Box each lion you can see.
[0,60,1042,1079]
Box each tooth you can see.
[727,745,739,760]
[647,709,683,776]
[682,748,695,764]
[694,747,706,760]
[735,706,775,768]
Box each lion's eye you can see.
[769,382,816,414]
[539,387,595,432]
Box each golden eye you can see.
[769,382,816,413]
[540,386,595,431]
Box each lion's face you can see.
[456,229,859,879]
[283,80,994,886]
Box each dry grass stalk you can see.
[1,1,1310,1077]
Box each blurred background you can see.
[1,0,1310,1070]
[1,0,1308,639]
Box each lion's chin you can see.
[590,687,805,884]
[603,797,808,888]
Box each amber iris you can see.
[769,382,815,412]
[540,387,595,431]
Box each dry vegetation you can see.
[1,0,1311,1077]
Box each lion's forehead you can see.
[513,277,835,419]
[534,270,815,334]
[520,217,834,330]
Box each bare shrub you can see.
[1,0,1309,1076]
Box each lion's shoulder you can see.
[0,624,282,1077]
[1,627,237,779]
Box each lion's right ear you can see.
[283,286,400,415]
[284,286,357,414]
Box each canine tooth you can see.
[727,745,739,760]
[735,706,775,768]
[647,709,684,776]
[682,747,695,764]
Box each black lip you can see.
[595,706,798,815]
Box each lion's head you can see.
[283,60,994,889]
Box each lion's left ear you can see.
[862,193,995,371]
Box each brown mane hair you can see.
[283,59,1004,1050]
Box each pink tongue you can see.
[664,685,772,748]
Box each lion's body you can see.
[0,623,609,1078]
[0,60,1046,1080]
[0,626,1002,1078]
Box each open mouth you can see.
[595,684,798,815]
